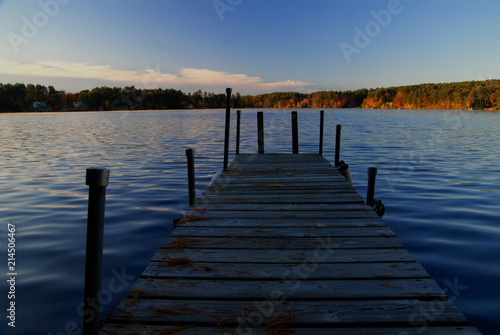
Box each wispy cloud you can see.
[0,58,313,93]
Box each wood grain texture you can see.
[101,154,479,334]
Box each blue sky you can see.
[1,0,499,94]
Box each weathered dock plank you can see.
[173,218,388,228]
[143,261,429,280]
[177,210,378,220]
[105,299,468,326]
[101,154,481,334]
[152,247,415,263]
[170,226,397,237]
[187,203,371,211]
[160,236,406,249]
[198,193,365,203]
[125,277,446,301]
[102,325,481,335]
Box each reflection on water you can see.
[0,109,499,334]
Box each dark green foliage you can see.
[1,79,499,112]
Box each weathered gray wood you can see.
[226,166,338,173]
[229,160,335,166]
[207,181,354,189]
[230,157,334,164]
[170,226,397,238]
[143,261,429,280]
[208,179,354,187]
[160,236,405,250]
[230,171,338,177]
[106,299,466,326]
[225,167,339,174]
[221,175,348,182]
[101,153,480,334]
[152,247,414,263]
[181,210,378,219]
[228,156,337,171]
[198,193,365,204]
[233,152,323,160]
[206,187,358,196]
[188,203,373,212]
[174,218,387,228]
[101,324,482,335]
[123,278,446,300]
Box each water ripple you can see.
[0,109,499,334]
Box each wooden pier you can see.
[101,151,481,334]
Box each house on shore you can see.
[73,101,86,110]
[33,101,48,108]
[32,101,49,111]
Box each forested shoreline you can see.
[1,79,499,113]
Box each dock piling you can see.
[186,148,196,206]
[83,167,110,335]
[319,110,324,155]
[291,111,299,154]
[366,167,378,206]
[257,111,264,154]
[335,124,342,166]
[223,88,232,170]
[236,110,241,155]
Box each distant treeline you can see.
[1,79,500,112]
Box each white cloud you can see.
[0,58,314,93]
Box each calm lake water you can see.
[0,109,499,334]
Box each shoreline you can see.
[1,107,498,114]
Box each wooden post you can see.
[335,124,342,167]
[366,167,377,206]
[291,111,298,154]
[83,167,110,335]
[319,110,324,155]
[236,110,241,155]
[223,88,232,170]
[257,111,264,154]
[186,148,196,206]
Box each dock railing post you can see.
[335,124,342,166]
[223,88,232,170]
[291,111,298,154]
[319,110,324,155]
[186,148,196,206]
[366,167,377,206]
[257,111,264,154]
[83,167,110,335]
[236,110,241,155]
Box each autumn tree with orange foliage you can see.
[1,79,500,112]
